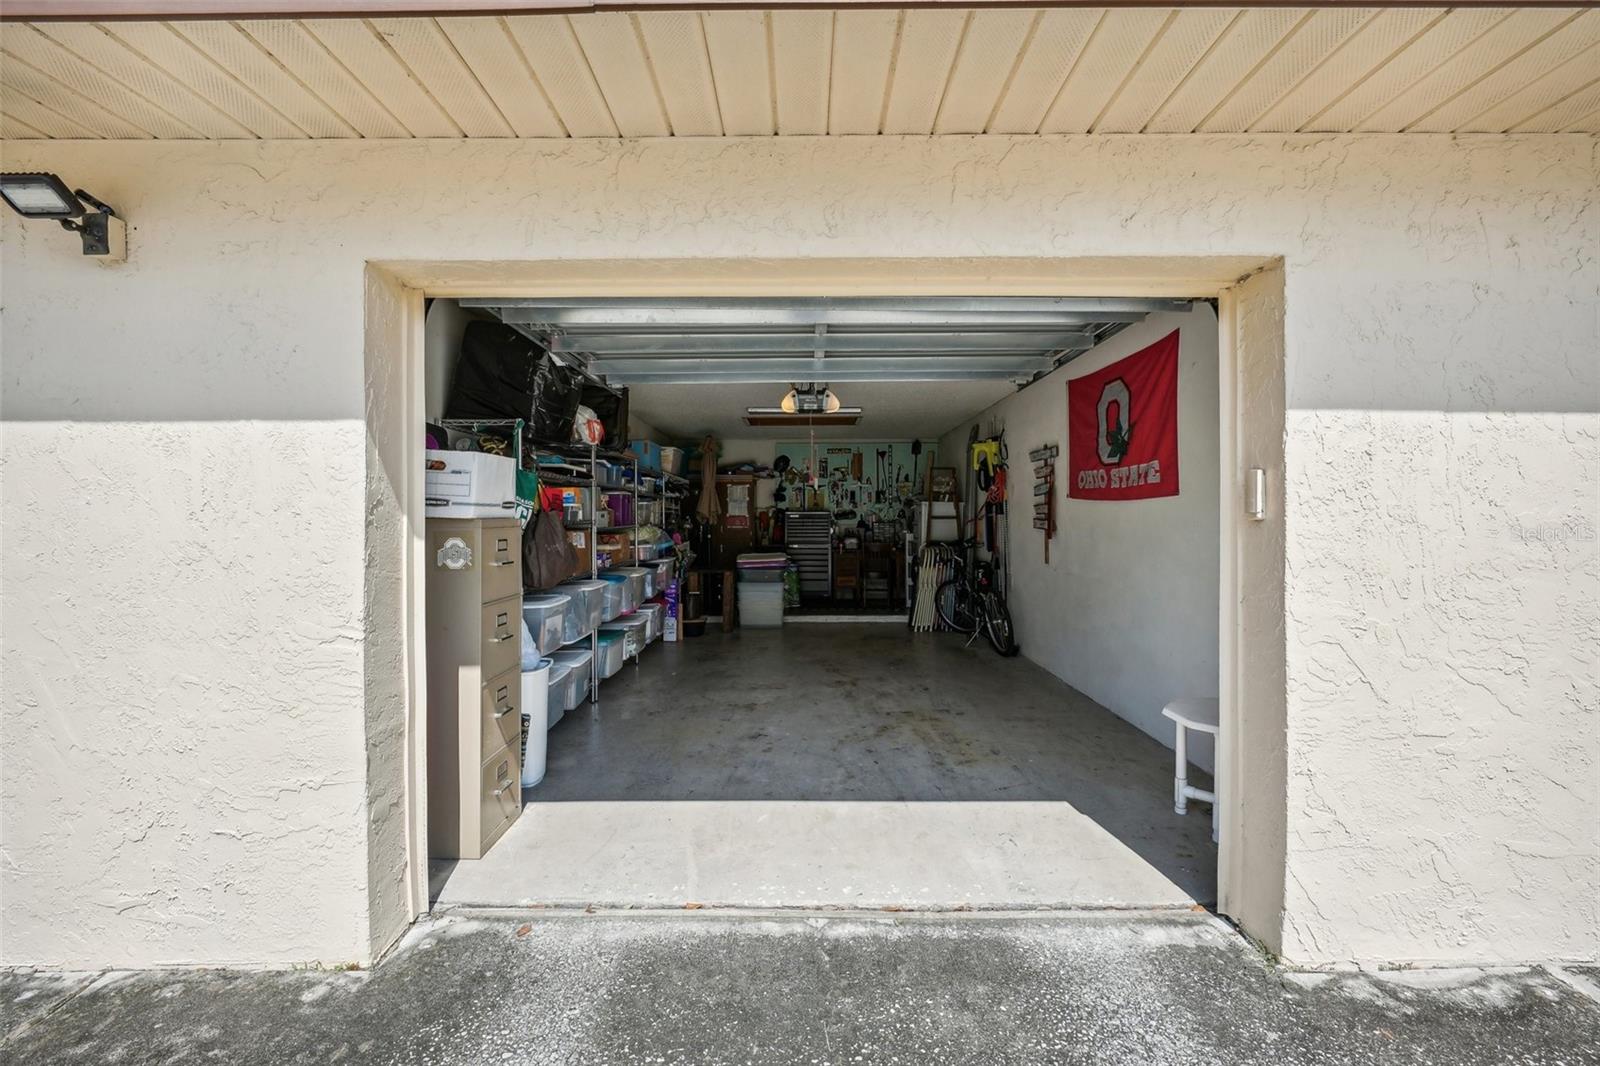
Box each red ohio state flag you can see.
[1067,329,1180,501]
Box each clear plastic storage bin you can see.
[637,602,665,643]
[599,572,636,620]
[595,630,628,678]
[544,660,573,728]
[556,579,605,643]
[612,566,651,601]
[521,593,571,655]
[549,648,593,712]
[601,616,648,660]
[646,558,675,589]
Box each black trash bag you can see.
[446,321,582,443]
[580,384,629,448]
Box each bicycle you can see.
[934,539,1019,657]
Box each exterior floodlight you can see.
[0,172,125,260]
[0,172,82,219]
[749,383,860,417]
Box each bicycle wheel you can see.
[935,576,979,633]
[981,593,1020,656]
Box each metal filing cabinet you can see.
[783,510,833,599]
[426,517,522,859]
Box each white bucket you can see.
[520,659,552,788]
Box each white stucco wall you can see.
[1,135,1594,969]
[939,307,1221,771]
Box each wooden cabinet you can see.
[426,517,523,860]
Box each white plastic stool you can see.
[1161,698,1219,843]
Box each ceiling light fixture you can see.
[747,382,861,417]
[0,172,126,260]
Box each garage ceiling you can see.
[462,294,1185,438]
[461,295,1183,385]
[2,7,1597,139]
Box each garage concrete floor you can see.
[432,624,1214,910]
[7,911,1598,1066]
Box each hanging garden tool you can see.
[1029,443,1058,563]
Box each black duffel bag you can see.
[446,321,583,443]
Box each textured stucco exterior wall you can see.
[2,135,1595,969]
[938,307,1221,770]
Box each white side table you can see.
[1161,698,1219,843]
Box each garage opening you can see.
[418,294,1222,912]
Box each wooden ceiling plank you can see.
[2,111,48,137]
[881,8,967,135]
[437,16,563,137]
[103,20,304,136]
[701,9,771,136]
[566,12,667,136]
[1095,8,1235,134]
[770,9,832,136]
[1305,8,1507,131]
[1143,8,1302,133]
[1040,7,1169,134]
[3,21,200,136]
[172,18,355,135]
[240,18,408,136]
[633,12,722,137]
[502,13,616,137]
[1515,74,1600,133]
[827,9,898,135]
[1199,7,1379,133]
[367,16,512,135]
[932,8,1035,135]
[1413,12,1600,131]
[300,17,456,135]
[1251,7,1444,133]
[0,89,98,137]
[1355,8,1574,132]
[35,20,253,136]
[0,51,151,137]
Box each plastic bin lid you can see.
[547,660,573,681]
[596,630,624,645]
[598,572,630,584]
[613,566,650,575]
[524,593,572,607]
[550,648,592,665]
[522,656,553,677]
[602,616,648,630]
[559,578,608,590]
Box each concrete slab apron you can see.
[433,625,1215,910]
[4,912,1596,1066]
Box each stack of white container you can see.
[735,552,788,628]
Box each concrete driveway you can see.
[4,910,1597,1065]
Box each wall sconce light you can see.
[0,172,126,261]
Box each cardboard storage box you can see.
[425,450,517,519]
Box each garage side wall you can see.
[1,136,1594,969]
[938,307,1222,770]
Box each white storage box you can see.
[544,660,574,726]
[425,450,517,519]
[659,445,686,476]
[549,648,593,712]
[601,616,648,660]
[521,594,571,656]
[595,631,627,679]
[520,660,552,787]
[637,602,665,643]
[612,566,651,601]
[555,579,605,643]
[599,573,635,620]
[738,582,785,628]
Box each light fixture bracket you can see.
[1,173,125,261]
